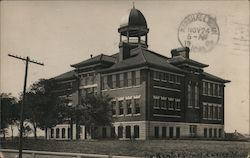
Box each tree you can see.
[0,93,19,139]
[78,94,113,139]
[24,79,65,139]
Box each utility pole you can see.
[8,54,44,158]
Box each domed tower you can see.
[118,6,149,61]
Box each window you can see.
[203,103,208,119]
[162,127,166,138]
[154,71,160,80]
[176,127,180,138]
[128,72,132,86]
[134,99,140,114]
[218,128,222,138]
[194,84,199,108]
[116,74,120,88]
[165,73,169,81]
[175,99,181,110]
[119,73,124,88]
[112,75,116,89]
[208,83,211,95]
[208,105,213,119]
[162,73,167,81]
[168,98,174,110]
[219,86,223,97]
[218,106,222,120]
[124,72,128,87]
[154,126,159,138]
[111,127,116,138]
[56,128,60,138]
[210,83,213,96]
[125,126,131,138]
[68,128,71,139]
[118,126,123,138]
[214,105,218,119]
[169,127,174,138]
[132,71,136,86]
[102,127,107,138]
[134,126,140,138]
[126,99,132,114]
[213,105,217,120]
[135,70,140,85]
[189,125,197,137]
[107,75,113,89]
[188,84,192,107]
[111,101,116,116]
[204,128,207,138]
[215,84,218,96]
[169,74,174,82]
[119,100,124,115]
[176,76,181,84]
[51,128,54,138]
[214,129,217,138]
[101,76,105,90]
[62,128,65,138]
[153,96,160,109]
[209,128,212,138]
[161,97,167,109]
[203,82,206,94]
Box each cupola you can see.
[118,5,149,61]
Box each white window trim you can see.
[154,86,181,92]
[153,114,181,118]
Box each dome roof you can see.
[120,7,148,29]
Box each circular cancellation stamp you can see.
[178,13,220,52]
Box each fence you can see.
[0,149,142,158]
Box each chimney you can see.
[171,47,190,59]
[119,42,137,61]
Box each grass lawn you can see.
[1,139,249,157]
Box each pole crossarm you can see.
[8,53,44,158]
[8,54,44,66]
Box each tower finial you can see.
[133,2,135,8]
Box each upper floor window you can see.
[111,101,116,116]
[119,100,124,115]
[126,99,132,114]
[176,76,181,84]
[203,103,208,119]
[124,72,128,87]
[161,97,167,109]
[194,83,199,108]
[175,99,181,110]
[153,71,160,80]
[168,98,174,110]
[208,104,213,119]
[134,99,140,114]
[132,71,136,86]
[116,74,120,88]
[188,83,192,108]
[169,74,174,83]
[153,96,160,109]
[218,105,222,120]
[202,81,223,97]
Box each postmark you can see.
[178,13,220,53]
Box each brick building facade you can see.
[46,6,229,140]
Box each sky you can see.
[1,1,249,134]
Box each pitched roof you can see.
[71,54,116,68]
[99,47,184,73]
[202,72,230,83]
[53,70,76,81]
[168,56,208,68]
